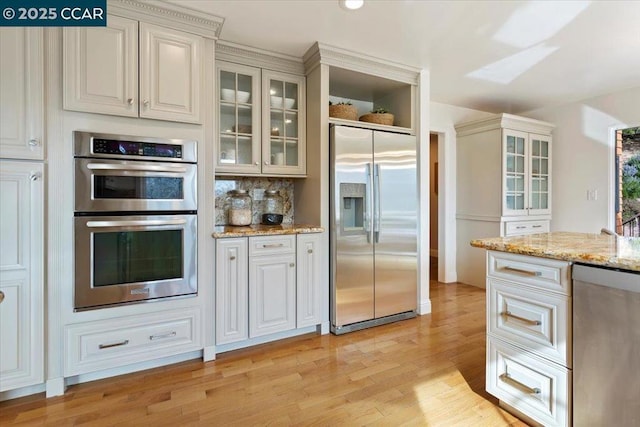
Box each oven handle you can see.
[86,219,187,228]
[86,163,189,173]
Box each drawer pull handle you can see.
[150,331,177,341]
[263,243,284,248]
[502,311,542,325]
[500,266,542,277]
[499,373,541,395]
[516,226,526,229]
[98,340,129,349]
[532,225,543,228]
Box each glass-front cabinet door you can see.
[216,61,261,174]
[262,70,306,175]
[503,130,528,216]
[528,133,551,215]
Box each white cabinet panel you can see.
[488,278,571,366]
[63,16,203,124]
[63,15,138,117]
[65,308,202,376]
[0,28,44,160]
[0,161,44,392]
[215,238,249,345]
[487,337,570,427]
[296,233,322,328]
[139,23,203,123]
[249,253,296,338]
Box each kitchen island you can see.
[471,231,639,427]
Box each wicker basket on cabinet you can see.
[329,104,358,121]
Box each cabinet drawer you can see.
[249,235,295,256]
[65,308,201,376]
[487,251,571,295]
[488,279,571,366]
[487,337,570,427]
[504,220,549,236]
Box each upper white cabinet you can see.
[0,28,44,160]
[503,130,551,217]
[0,161,44,392]
[456,113,554,228]
[215,43,306,176]
[64,15,204,124]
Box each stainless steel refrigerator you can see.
[330,125,418,334]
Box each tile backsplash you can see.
[215,177,294,225]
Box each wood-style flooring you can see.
[0,275,527,426]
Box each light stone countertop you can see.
[471,231,640,272]
[212,223,324,238]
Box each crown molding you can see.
[455,113,555,137]
[303,42,420,85]
[107,0,224,39]
[216,41,305,75]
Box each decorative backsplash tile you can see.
[215,177,294,225]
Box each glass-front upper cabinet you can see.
[528,133,551,215]
[216,61,261,174]
[262,70,306,176]
[502,130,551,216]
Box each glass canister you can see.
[262,190,283,225]
[226,190,252,226]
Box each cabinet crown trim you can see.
[304,42,420,85]
[216,41,305,75]
[455,113,555,137]
[108,0,224,39]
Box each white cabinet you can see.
[0,28,44,160]
[485,251,572,427]
[215,238,249,345]
[502,130,551,217]
[215,233,322,347]
[249,237,296,337]
[296,233,322,327]
[64,15,203,124]
[64,308,202,376]
[0,161,44,392]
[215,60,306,176]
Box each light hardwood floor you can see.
[0,279,527,426]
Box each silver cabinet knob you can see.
[264,161,269,165]
[289,263,295,267]
[143,100,149,107]
[30,172,41,181]
[255,161,259,165]
[307,249,313,254]
[28,138,39,147]
[229,255,236,260]
[0,290,4,304]
[127,98,134,106]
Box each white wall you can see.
[526,87,640,232]
[429,102,494,283]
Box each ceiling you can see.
[167,0,640,114]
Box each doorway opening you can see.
[615,126,640,236]
[429,133,438,281]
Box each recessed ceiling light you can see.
[339,0,364,11]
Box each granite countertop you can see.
[471,231,640,272]
[212,223,324,238]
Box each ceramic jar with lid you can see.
[262,190,283,225]
[226,190,252,226]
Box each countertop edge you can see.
[470,232,640,273]
[212,224,325,238]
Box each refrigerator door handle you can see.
[374,163,381,243]
[365,163,372,243]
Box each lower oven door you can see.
[74,214,197,310]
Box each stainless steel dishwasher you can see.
[572,264,640,426]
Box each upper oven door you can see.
[74,158,197,212]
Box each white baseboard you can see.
[418,299,432,315]
[0,383,46,402]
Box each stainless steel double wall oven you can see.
[73,131,198,310]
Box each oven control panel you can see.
[92,138,183,159]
